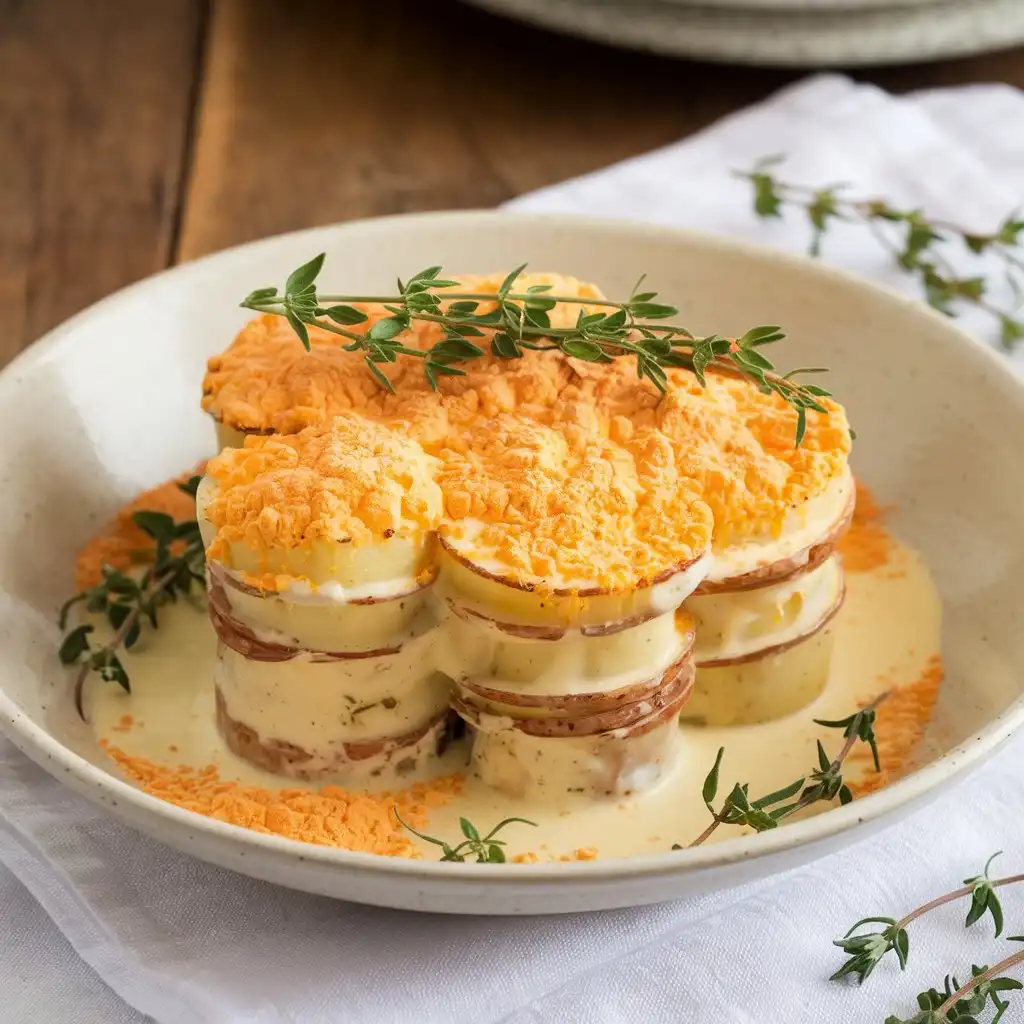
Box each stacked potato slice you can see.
[197,417,454,780]
[434,415,714,800]
[440,533,704,799]
[196,276,857,801]
[683,468,854,726]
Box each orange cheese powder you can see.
[199,273,853,593]
[838,481,896,574]
[75,466,205,590]
[101,741,462,857]
[840,490,942,795]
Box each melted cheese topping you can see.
[201,273,605,436]
[203,414,443,560]
[200,273,851,594]
[590,363,851,550]
[704,469,853,583]
[438,416,713,592]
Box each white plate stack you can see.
[463,0,1024,66]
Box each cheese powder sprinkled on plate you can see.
[838,482,896,574]
[101,741,463,856]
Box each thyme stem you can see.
[71,562,180,719]
[895,874,1024,933]
[688,692,888,849]
[738,156,1024,348]
[240,257,835,444]
[934,953,1024,1019]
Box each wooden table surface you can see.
[3,0,1024,367]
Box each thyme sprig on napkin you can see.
[683,695,885,848]
[889,961,1024,1024]
[241,256,832,444]
[828,853,1024,1023]
[833,852,1024,984]
[739,155,1024,347]
[58,476,205,718]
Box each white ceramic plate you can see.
[461,0,1024,67]
[660,0,944,10]
[2,211,1024,915]
[660,0,944,9]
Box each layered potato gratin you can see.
[196,273,852,799]
[74,271,942,859]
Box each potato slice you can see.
[462,668,693,800]
[698,468,854,592]
[458,616,694,714]
[689,556,843,665]
[208,563,434,655]
[453,657,694,738]
[215,687,452,780]
[684,620,840,728]
[438,534,709,632]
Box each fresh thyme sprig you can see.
[738,155,1024,348]
[240,255,833,444]
[393,810,536,863]
[58,476,205,718]
[683,695,886,848]
[886,957,1024,1023]
[832,852,1024,984]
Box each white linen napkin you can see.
[4,74,1024,1024]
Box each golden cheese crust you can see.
[200,273,852,592]
[201,273,605,437]
[438,415,713,590]
[204,414,444,557]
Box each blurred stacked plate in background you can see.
[462,0,1024,66]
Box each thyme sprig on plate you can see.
[240,255,832,444]
[394,810,536,863]
[58,476,205,718]
[739,155,1024,347]
[833,852,1024,984]
[683,695,886,849]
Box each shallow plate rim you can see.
[2,208,1022,886]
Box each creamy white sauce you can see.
[215,643,452,746]
[689,556,843,664]
[86,537,942,860]
[240,571,427,606]
[470,716,682,800]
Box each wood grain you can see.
[176,0,797,259]
[0,0,205,364]
[7,0,1024,346]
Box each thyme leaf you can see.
[738,156,1024,348]
[393,810,536,863]
[58,475,205,719]
[684,693,887,849]
[240,256,836,444]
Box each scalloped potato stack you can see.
[196,272,854,795]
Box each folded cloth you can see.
[4,74,1024,1024]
